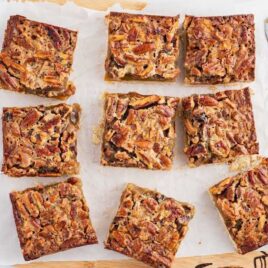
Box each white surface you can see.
[0,0,268,265]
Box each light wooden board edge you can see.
[15,251,268,268]
[10,0,147,11]
[5,0,266,267]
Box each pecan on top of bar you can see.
[2,103,81,177]
[184,14,255,84]
[105,183,195,268]
[105,12,180,81]
[0,15,77,99]
[182,88,258,167]
[210,158,268,254]
[10,177,98,261]
[101,92,179,170]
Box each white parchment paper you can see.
[0,0,268,265]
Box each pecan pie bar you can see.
[0,15,77,99]
[184,14,255,84]
[182,88,259,167]
[105,12,180,81]
[105,183,195,268]
[10,177,98,261]
[209,158,268,254]
[101,92,179,170]
[2,103,80,176]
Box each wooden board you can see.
[15,251,268,268]
[8,0,267,267]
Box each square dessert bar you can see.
[105,183,195,268]
[10,177,98,261]
[184,14,255,84]
[182,87,259,167]
[101,92,179,170]
[0,15,77,99]
[209,158,268,254]
[105,12,180,81]
[2,103,81,177]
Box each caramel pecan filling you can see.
[10,178,98,261]
[105,12,180,81]
[105,183,194,268]
[184,15,255,84]
[210,158,268,254]
[0,15,77,99]
[182,88,258,166]
[2,103,80,176]
[101,92,179,170]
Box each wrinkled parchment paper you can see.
[0,0,268,265]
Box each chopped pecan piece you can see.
[105,12,180,81]
[105,183,194,268]
[101,92,179,170]
[20,109,40,128]
[10,178,98,261]
[209,158,268,254]
[2,103,81,177]
[0,15,78,99]
[129,95,161,109]
[132,43,155,54]
[199,95,219,106]
[184,14,255,84]
[182,88,258,167]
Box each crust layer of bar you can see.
[210,158,268,254]
[101,92,179,170]
[182,88,259,167]
[105,183,195,268]
[10,177,98,261]
[105,12,180,81]
[0,15,77,99]
[184,14,255,84]
[2,103,81,177]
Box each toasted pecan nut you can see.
[101,92,179,170]
[0,15,78,99]
[258,168,268,185]
[20,109,40,128]
[129,95,161,109]
[105,12,180,81]
[184,119,197,136]
[209,158,268,254]
[10,178,98,261]
[132,43,155,54]
[199,95,219,106]
[0,68,19,89]
[105,184,194,268]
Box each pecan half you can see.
[133,43,155,54]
